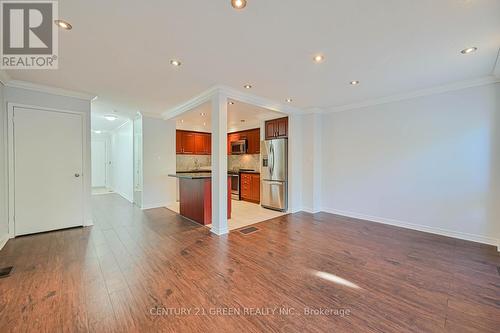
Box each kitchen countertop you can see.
[176,169,260,175]
[169,173,212,179]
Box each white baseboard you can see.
[322,207,500,249]
[211,226,229,235]
[0,233,9,251]
[142,202,170,210]
[301,207,322,214]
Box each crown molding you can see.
[0,70,10,85]
[4,80,97,101]
[493,48,500,78]
[325,76,500,113]
[162,84,303,120]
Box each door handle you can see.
[75,173,80,178]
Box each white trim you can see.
[301,207,321,214]
[141,202,170,210]
[5,80,97,101]
[322,207,500,248]
[84,219,94,227]
[325,76,500,113]
[0,70,10,85]
[493,48,500,78]
[211,226,229,235]
[0,233,9,251]
[7,103,90,237]
[162,85,302,120]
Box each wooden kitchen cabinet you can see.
[240,172,260,203]
[176,130,211,155]
[227,128,260,154]
[176,131,183,154]
[264,117,288,140]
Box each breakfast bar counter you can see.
[168,173,231,225]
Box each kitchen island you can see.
[168,173,231,225]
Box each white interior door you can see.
[13,107,84,236]
[91,140,106,187]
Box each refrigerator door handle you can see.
[270,142,275,177]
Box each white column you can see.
[211,92,228,235]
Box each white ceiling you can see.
[5,0,500,114]
[175,99,284,132]
[91,100,133,132]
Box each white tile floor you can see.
[165,200,286,231]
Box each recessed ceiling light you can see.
[93,130,102,134]
[104,115,118,121]
[54,19,72,30]
[313,54,325,63]
[200,112,207,116]
[461,47,477,54]
[243,84,252,89]
[350,80,360,85]
[285,98,293,103]
[231,0,247,9]
[170,59,182,66]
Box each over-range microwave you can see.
[231,140,247,154]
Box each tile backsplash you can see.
[176,155,211,171]
[228,154,260,172]
[176,154,260,172]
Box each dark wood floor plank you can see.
[0,193,499,332]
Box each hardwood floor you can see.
[1,193,499,332]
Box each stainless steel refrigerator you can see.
[261,138,288,211]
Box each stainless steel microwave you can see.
[231,140,247,154]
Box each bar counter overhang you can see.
[168,173,231,225]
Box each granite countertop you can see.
[169,173,212,179]
[238,170,260,174]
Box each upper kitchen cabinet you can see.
[176,130,211,155]
[227,128,260,155]
[265,117,288,140]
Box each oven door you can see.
[230,174,240,200]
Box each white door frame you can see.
[7,102,90,238]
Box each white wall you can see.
[321,83,500,246]
[298,113,323,213]
[3,85,93,233]
[91,132,111,188]
[0,81,7,249]
[142,116,176,209]
[110,121,134,202]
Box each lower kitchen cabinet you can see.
[240,173,260,203]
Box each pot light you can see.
[231,0,247,9]
[313,54,325,63]
[461,47,477,54]
[243,84,252,89]
[93,130,102,134]
[170,59,182,66]
[350,80,360,85]
[104,115,118,121]
[285,98,293,103]
[54,19,72,30]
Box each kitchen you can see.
[168,100,288,230]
